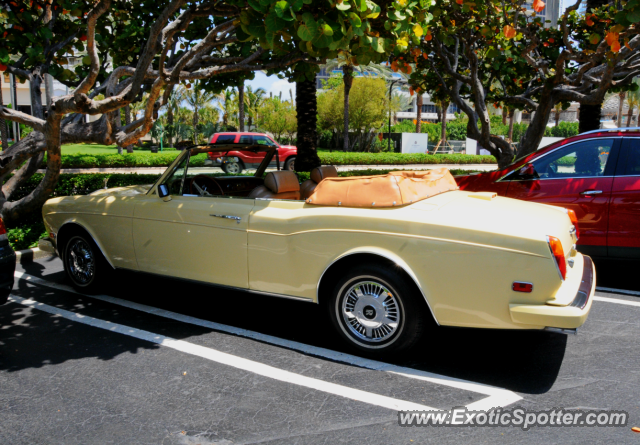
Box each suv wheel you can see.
[222,161,244,174]
[284,157,295,171]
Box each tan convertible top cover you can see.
[305,167,458,208]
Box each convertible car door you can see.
[132,195,254,288]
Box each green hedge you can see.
[59,151,495,169]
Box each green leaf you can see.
[319,22,334,36]
[266,10,287,32]
[248,0,268,13]
[247,21,267,38]
[336,1,351,10]
[371,36,385,53]
[348,12,362,27]
[387,10,406,20]
[357,0,368,12]
[274,1,289,18]
[297,16,318,41]
[627,8,640,23]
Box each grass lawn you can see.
[62,143,179,155]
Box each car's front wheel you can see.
[63,233,111,293]
[328,264,427,356]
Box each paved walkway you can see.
[39,163,497,175]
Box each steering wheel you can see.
[189,175,224,196]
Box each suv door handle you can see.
[210,214,242,223]
[580,190,603,196]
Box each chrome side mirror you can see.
[158,184,172,202]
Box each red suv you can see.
[206,132,297,174]
[456,129,640,259]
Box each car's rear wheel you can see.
[328,264,427,356]
[62,233,111,293]
[284,156,295,171]
[222,160,244,174]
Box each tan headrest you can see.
[311,165,338,183]
[264,171,300,194]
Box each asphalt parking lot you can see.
[1,256,639,444]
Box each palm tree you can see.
[216,89,236,128]
[238,80,245,131]
[163,87,184,147]
[182,80,216,142]
[322,55,392,151]
[626,78,640,127]
[295,77,321,171]
[244,86,267,130]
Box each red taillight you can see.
[512,282,533,293]
[565,209,579,239]
[547,236,567,281]
[0,218,6,236]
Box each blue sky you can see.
[250,0,576,96]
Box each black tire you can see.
[284,156,296,171]
[222,161,244,174]
[62,232,111,293]
[328,263,428,357]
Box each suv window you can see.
[253,135,276,146]
[215,134,236,144]
[619,139,640,176]
[238,135,252,144]
[510,139,616,180]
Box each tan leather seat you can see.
[300,166,338,200]
[248,171,301,200]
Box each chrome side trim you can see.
[57,221,116,270]
[316,251,440,326]
[496,136,621,183]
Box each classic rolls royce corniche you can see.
[42,143,595,356]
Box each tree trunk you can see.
[502,106,507,125]
[518,91,557,159]
[416,94,423,133]
[555,109,560,126]
[167,107,174,147]
[617,92,625,128]
[578,103,602,133]
[507,108,515,142]
[0,86,8,151]
[238,80,245,132]
[577,0,609,133]
[11,74,19,142]
[342,65,354,152]
[124,105,133,154]
[440,101,449,144]
[627,105,634,127]
[295,79,321,172]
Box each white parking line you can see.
[593,295,640,307]
[8,294,435,412]
[596,287,640,297]
[14,271,521,410]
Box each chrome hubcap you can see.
[67,239,95,285]
[225,162,241,173]
[341,280,400,343]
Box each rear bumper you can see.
[508,256,595,330]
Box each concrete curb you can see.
[15,247,56,263]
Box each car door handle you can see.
[210,214,242,223]
[580,190,603,196]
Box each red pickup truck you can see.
[206,132,297,174]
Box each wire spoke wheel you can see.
[66,238,95,286]
[340,280,401,344]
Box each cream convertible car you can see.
[42,143,595,355]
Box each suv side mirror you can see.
[158,184,172,202]
[519,163,536,177]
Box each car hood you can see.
[89,184,152,197]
